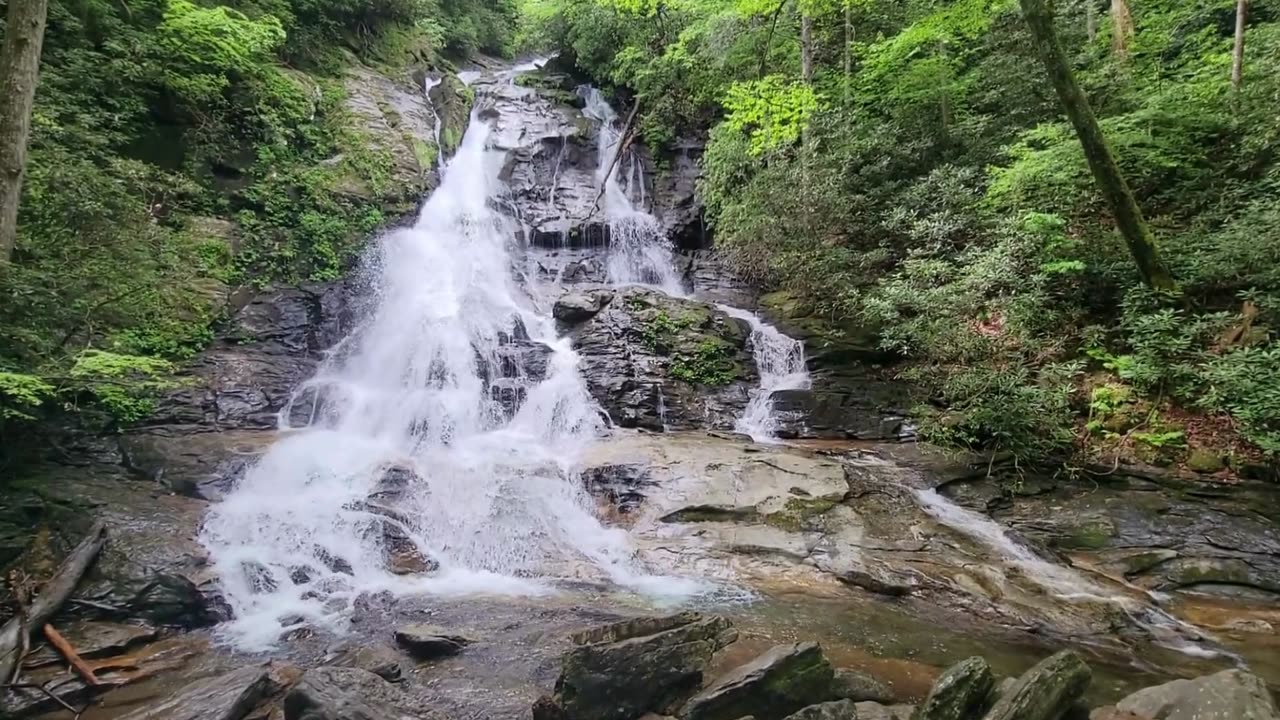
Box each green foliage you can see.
[0,374,56,422]
[67,351,177,424]
[1199,347,1280,453]
[723,76,820,155]
[670,341,738,386]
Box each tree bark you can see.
[1086,0,1098,42]
[800,11,815,84]
[0,522,108,684]
[843,1,853,107]
[1231,0,1248,91]
[1018,0,1177,292]
[0,0,49,263]
[1109,0,1133,59]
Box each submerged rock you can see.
[829,668,896,704]
[913,656,996,720]
[681,642,835,720]
[534,613,738,720]
[1109,668,1280,720]
[982,650,1090,720]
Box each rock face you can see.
[913,656,995,720]
[534,613,738,720]
[781,700,859,720]
[118,665,277,720]
[1109,669,1280,720]
[566,286,757,430]
[681,642,835,720]
[983,650,1091,720]
[284,666,443,720]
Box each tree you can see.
[1018,0,1177,291]
[800,11,815,83]
[0,0,49,263]
[1232,0,1248,91]
[1110,0,1133,59]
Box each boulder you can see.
[393,623,471,659]
[830,669,896,704]
[554,292,610,324]
[1111,669,1279,720]
[682,642,835,720]
[855,703,916,720]
[535,613,738,720]
[325,643,405,683]
[913,656,995,720]
[118,665,277,720]
[284,666,434,720]
[782,700,859,720]
[572,287,757,431]
[982,651,1091,720]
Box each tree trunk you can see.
[1018,0,1177,292]
[0,0,49,263]
[800,11,815,84]
[1109,0,1133,59]
[1086,0,1098,42]
[843,1,853,107]
[1231,0,1248,91]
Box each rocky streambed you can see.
[2,59,1279,720]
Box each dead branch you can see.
[583,99,642,222]
[0,522,107,685]
[42,625,100,686]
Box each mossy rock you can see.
[1186,448,1227,474]
[758,290,890,369]
[1054,518,1116,551]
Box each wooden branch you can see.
[584,99,642,222]
[0,522,107,684]
[758,0,790,79]
[42,624,100,686]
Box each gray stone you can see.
[682,642,835,720]
[573,286,757,431]
[855,703,916,720]
[538,613,738,720]
[913,656,995,720]
[1113,669,1280,720]
[23,621,157,668]
[118,665,277,720]
[830,668,896,704]
[782,700,859,720]
[981,650,1090,720]
[554,292,609,324]
[325,643,405,683]
[284,666,436,720]
[393,623,471,659]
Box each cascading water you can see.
[717,305,810,441]
[577,86,685,295]
[200,69,697,650]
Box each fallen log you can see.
[0,521,108,684]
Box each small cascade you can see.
[577,86,684,295]
[717,305,810,442]
[421,76,445,173]
[911,485,1230,660]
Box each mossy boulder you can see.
[982,650,1090,720]
[681,642,836,720]
[912,656,995,720]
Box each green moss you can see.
[763,497,841,532]
[412,139,439,172]
[1057,520,1115,550]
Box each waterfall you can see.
[200,70,698,650]
[577,86,685,295]
[717,305,810,442]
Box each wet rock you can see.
[572,287,757,431]
[830,669,896,704]
[118,665,278,720]
[683,251,754,308]
[285,666,433,720]
[536,613,738,720]
[853,703,915,720]
[781,700,858,720]
[554,291,611,324]
[1110,668,1280,720]
[836,564,918,598]
[582,462,655,515]
[393,623,471,659]
[337,64,440,210]
[682,642,835,720]
[22,621,157,668]
[982,650,1090,720]
[913,656,995,720]
[647,136,705,250]
[325,643,405,683]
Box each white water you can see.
[422,76,444,172]
[912,486,1227,659]
[717,305,810,442]
[577,86,685,295]
[200,71,699,650]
